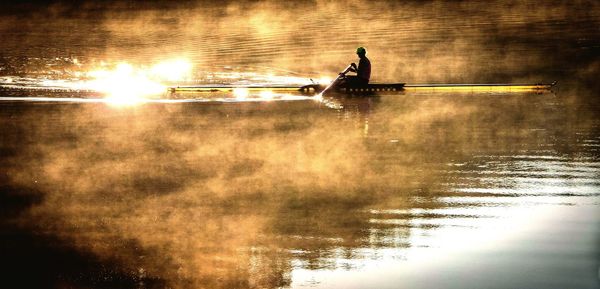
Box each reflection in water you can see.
[1,89,599,288]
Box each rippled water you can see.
[1,1,599,289]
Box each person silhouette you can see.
[340,47,371,87]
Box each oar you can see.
[318,64,352,97]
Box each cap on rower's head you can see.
[356,47,367,55]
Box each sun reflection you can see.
[259,90,274,100]
[314,92,324,101]
[80,58,193,106]
[233,88,249,100]
[86,62,166,106]
[318,76,332,84]
[150,59,192,81]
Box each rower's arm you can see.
[341,64,354,74]
[349,62,357,72]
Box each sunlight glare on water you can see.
[149,59,193,82]
[85,60,194,105]
[88,63,156,105]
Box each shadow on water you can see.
[0,173,166,289]
[1,86,599,288]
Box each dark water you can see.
[1,1,599,289]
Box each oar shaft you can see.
[319,65,353,96]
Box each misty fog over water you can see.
[1,0,599,85]
[0,1,599,289]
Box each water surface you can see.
[0,1,599,289]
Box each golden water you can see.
[0,1,599,288]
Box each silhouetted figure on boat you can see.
[340,47,371,87]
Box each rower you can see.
[340,47,371,87]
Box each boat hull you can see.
[300,83,406,94]
[168,81,555,94]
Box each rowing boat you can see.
[170,58,557,95]
[169,81,555,95]
[169,61,556,95]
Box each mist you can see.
[3,89,595,288]
[1,1,599,288]
[1,0,598,85]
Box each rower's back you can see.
[357,56,371,84]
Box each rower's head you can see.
[356,47,367,57]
